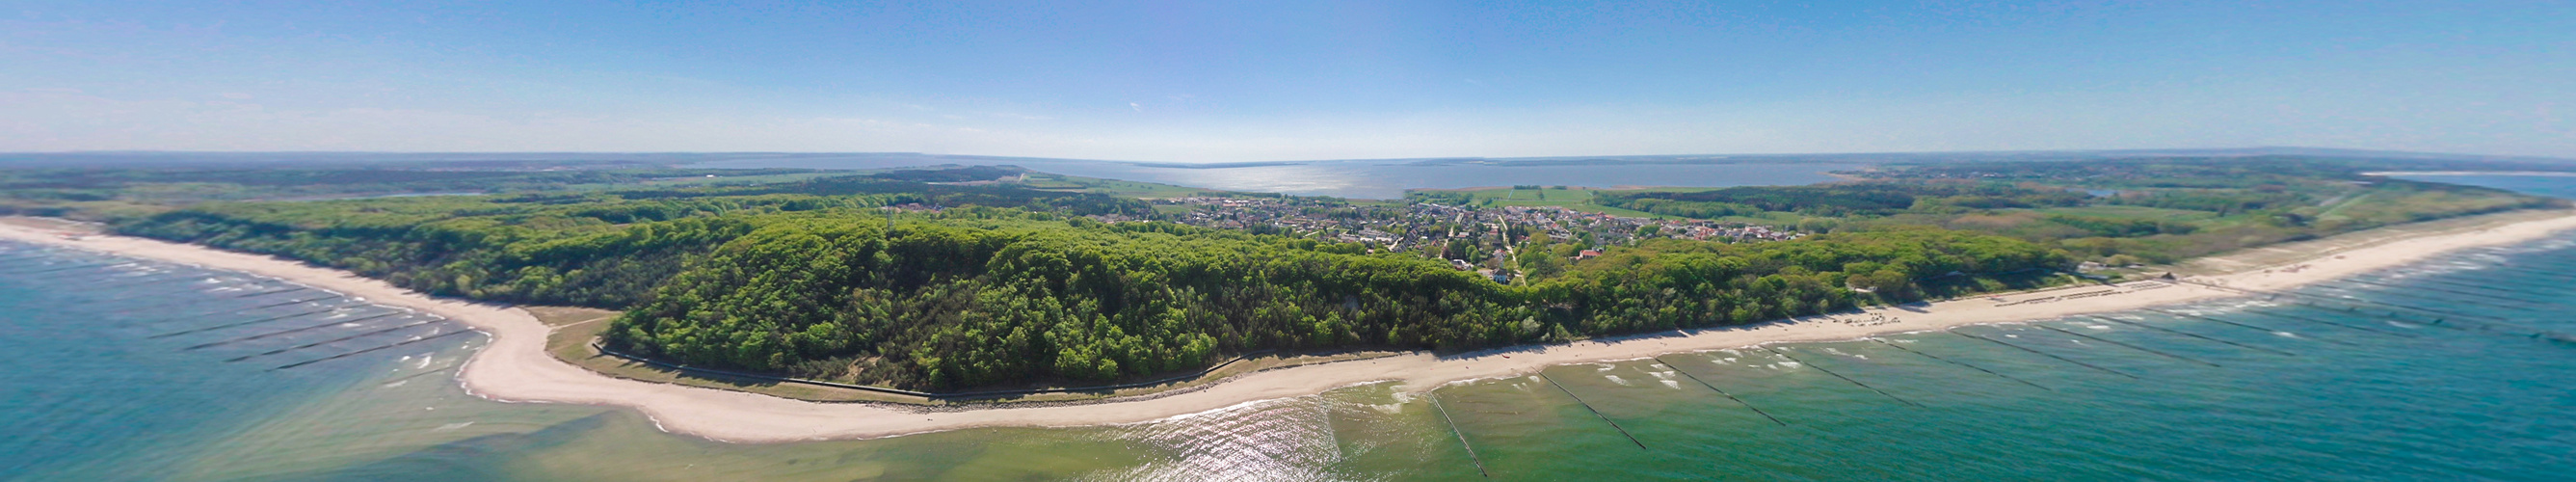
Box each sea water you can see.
[2,176,2572,480]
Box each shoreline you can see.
[2365,171,2576,177]
[6,210,2576,442]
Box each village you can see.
[1145,196,1802,282]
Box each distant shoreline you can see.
[1405,185,1635,192]
[5,209,2575,442]
[2366,171,2576,177]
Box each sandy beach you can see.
[6,210,2575,442]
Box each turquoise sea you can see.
[2,177,2572,481]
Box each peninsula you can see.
[3,154,2572,442]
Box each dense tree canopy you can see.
[112,168,2072,389]
[96,158,2549,390]
[600,215,2064,388]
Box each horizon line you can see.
[7,146,2573,165]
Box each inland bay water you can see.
[4,177,2574,481]
[681,155,1862,200]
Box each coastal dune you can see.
[6,211,2575,442]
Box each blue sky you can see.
[3,1,2570,161]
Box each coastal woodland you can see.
[22,156,2563,389]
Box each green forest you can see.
[100,166,2065,389]
[44,156,2567,389]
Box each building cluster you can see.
[1147,198,1804,277]
[1660,222,1800,243]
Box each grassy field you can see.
[2034,205,2221,221]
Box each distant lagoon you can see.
[685,157,1860,199]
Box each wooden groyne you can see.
[135,294,348,328]
[1867,338,2053,391]
[2140,308,2360,347]
[2033,325,2221,367]
[0,261,124,276]
[2238,309,2417,338]
[184,312,407,350]
[2333,278,2554,308]
[225,286,307,299]
[2187,281,2507,324]
[2183,277,2575,343]
[2393,276,2557,299]
[1649,356,1789,425]
[1946,331,2138,379]
[62,270,191,288]
[2085,316,2297,357]
[1762,346,1921,407]
[225,318,451,362]
[272,330,479,371]
[148,306,352,338]
[1537,373,1649,450]
[1426,391,1490,478]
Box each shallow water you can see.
[4,176,2574,481]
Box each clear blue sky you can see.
[4,1,2570,161]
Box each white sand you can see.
[6,210,2575,442]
